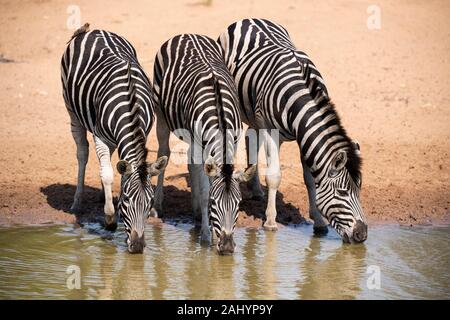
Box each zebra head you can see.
[116,156,168,253]
[204,157,256,255]
[315,141,367,244]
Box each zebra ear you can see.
[204,157,218,177]
[117,160,132,176]
[233,164,257,182]
[148,156,168,176]
[330,150,347,175]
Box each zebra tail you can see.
[67,22,90,43]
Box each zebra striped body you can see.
[61,29,154,152]
[153,34,255,254]
[218,19,367,243]
[61,26,167,253]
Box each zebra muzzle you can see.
[352,220,368,243]
[343,220,368,244]
[218,231,235,255]
[128,229,146,254]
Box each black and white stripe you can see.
[61,26,167,253]
[152,34,254,254]
[218,19,367,243]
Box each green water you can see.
[0,222,448,299]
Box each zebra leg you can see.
[245,126,264,200]
[301,159,329,235]
[187,144,211,242]
[151,113,171,218]
[263,132,281,231]
[188,163,211,241]
[198,164,211,242]
[69,113,89,213]
[94,136,117,231]
[188,146,201,224]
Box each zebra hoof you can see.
[263,222,278,231]
[104,215,117,232]
[313,225,328,236]
[200,229,211,243]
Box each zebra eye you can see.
[336,189,348,197]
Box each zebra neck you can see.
[303,143,347,183]
[117,133,147,165]
[295,101,350,181]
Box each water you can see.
[0,222,448,299]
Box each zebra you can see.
[61,24,168,253]
[152,34,256,255]
[218,19,368,243]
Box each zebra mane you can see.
[214,77,225,131]
[304,62,327,101]
[127,61,148,183]
[347,142,362,182]
[212,76,236,188]
[326,100,362,182]
[137,148,149,183]
[221,163,234,190]
[126,62,138,105]
[301,63,361,181]
[213,76,233,165]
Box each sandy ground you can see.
[0,0,449,229]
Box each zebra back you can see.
[61,28,154,162]
[153,34,242,166]
[218,19,329,140]
[218,19,361,176]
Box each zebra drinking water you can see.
[61,24,168,253]
[218,19,367,243]
[152,34,256,254]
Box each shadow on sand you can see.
[40,181,306,227]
